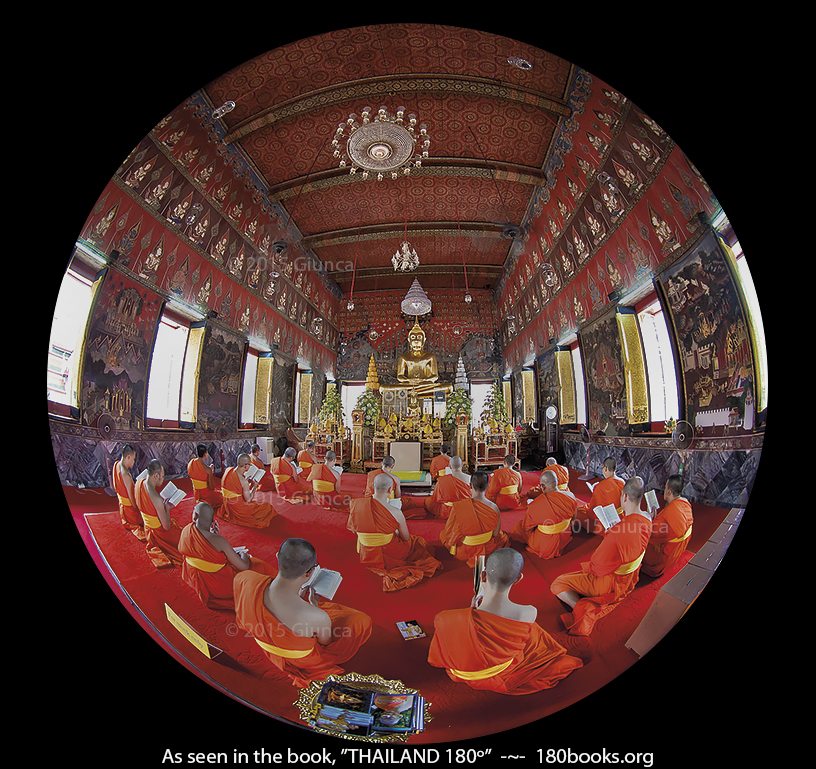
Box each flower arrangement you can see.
[444,388,473,430]
[316,386,345,427]
[480,381,510,430]
[355,388,381,427]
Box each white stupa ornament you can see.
[454,355,469,390]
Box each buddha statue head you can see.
[407,318,426,355]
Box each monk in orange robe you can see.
[249,444,276,492]
[424,456,471,518]
[308,450,349,512]
[573,457,625,535]
[134,459,184,568]
[526,457,570,499]
[233,538,372,687]
[297,441,318,477]
[269,448,312,502]
[429,445,451,482]
[551,477,652,636]
[179,501,274,611]
[428,548,582,694]
[348,473,441,591]
[512,469,577,559]
[187,444,223,512]
[642,474,693,578]
[485,455,523,511]
[364,456,425,519]
[111,444,145,540]
[441,471,510,567]
[220,454,278,529]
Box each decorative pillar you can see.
[352,409,365,465]
[455,409,469,469]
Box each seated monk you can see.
[429,445,451,482]
[364,456,425,519]
[574,457,625,535]
[308,450,349,512]
[187,444,224,512]
[428,548,583,694]
[297,441,318,476]
[551,477,653,636]
[249,443,276,492]
[512,470,577,560]
[424,456,471,519]
[179,502,274,611]
[233,538,372,688]
[527,457,571,500]
[220,454,278,529]
[269,448,312,503]
[112,443,145,540]
[441,471,510,567]
[642,474,693,578]
[135,459,184,568]
[485,455,523,511]
[348,473,441,592]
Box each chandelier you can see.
[401,279,432,316]
[332,105,430,180]
[392,240,419,272]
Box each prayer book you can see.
[585,480,598,493]
[474,555,486,597]
[244,465,265,483]
[645,489,659,512]
[593,503,621,531]
[301,566,343,600]
[160,481,187,507]
[387,498,403,511]
[136,468,148,481]
[234,546,249,556]
[396,620,426,640]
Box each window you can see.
[570,343,587,425]
[341,383,365,431]
[240,349,259,426]
[733,242,767,413]
[470,382,493,429]
[295,369,313,425]
[637,298,681,425]
[48,267,95,408]
[146,313,190,422]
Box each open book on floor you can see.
[301,565,342,600]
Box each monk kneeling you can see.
[270,448,313,503]
[220,454,278,529]
[364,455,425,519]
[188,444,224,512]
[234,538,372,688]
[249,443,277,492]
[512,470,577,559]
[309,450,349,512]
[486,455,523,511]
[179,502,273,611]
[112,444,146,540]
[441,471,510,567]
[135,459,184,568]
[348,473,441,591]
[642,474,693,578]
[428,548,582,694]
[526,457,570,500]
[424,456,471,519]
[574,457,624,534]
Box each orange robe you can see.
[429,454,451,482]
[308,463,349,512]
[512,490,576,559]
[249,454,276,492]
[112,459,145,540]
[427,608,583,695]
[347,496,441,591]
[574,476,625,534]
[219,467,277,529]
[135,478,183,568]
[441,498,510,567]
[551,512,652,636]
[424,474,471,519]
[642,498,693,578]
[364,468,425,518]
[296,450,317,477]
[486,467,523,511]
[187,457,224,511]
[178,523,273,611]
[529,464,571,500]
[233,570,372,688]
[269,457,312,501]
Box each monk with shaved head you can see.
[220,453,278,528]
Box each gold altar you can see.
[306,416,351,464]
[470,419,518,471]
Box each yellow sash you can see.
[450,658,514,681]
[499,485,519,495]
[184,556,225,573]
[462,530,494,546]
[254,637,313,659]
[438,468,449,476]
[557,482,569,491]
[356,532,394,552]
[300,462,313,470]
[537,519,571,535]
[615,551,645,575]
[272,474,290,487]
[191,478,208,490]
[312,479,335,493]
[669,526,692,543]
[117,494,132,507]
[222,487,241,500]
[141,512,161,529]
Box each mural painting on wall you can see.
[196,324,245,434]
[536,350,560,417]
[80,269,162,431]
[269,357,295,427]
[658,230,756,433]
[579,311,629,436]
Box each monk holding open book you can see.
[135,459,185,568]
[573,457,625,535]
[428,548,582,694]
[424,456,471,518]
[364,456,425,518]
[309,450,349,512]
[642,475,693,578]
[112,444,145,540]
[526,457,570,499]
[428,445,451,482]
[485,455,523,511]
[233,538,372,687]
[220,454,278,529]
[512,469,576,559]
[187,444,223,512]
[249,444,276,492]
[269,448,312,502]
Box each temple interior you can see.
[49,21,768,756]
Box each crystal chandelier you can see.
[401,279,432,315]
[392,240,419,272]
[332,105,430,181]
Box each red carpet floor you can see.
[65,467,732,748]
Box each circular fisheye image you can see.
[50,21,766,757]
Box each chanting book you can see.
[645,489,659,512]
[244,465,265,483]
[593,503,621,530]
[160,481,187,507]
[301,566,342,600]
[396,620,425,640]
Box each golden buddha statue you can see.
[396,319,439,395]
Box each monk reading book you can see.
[428,445,451,482]
[112,444,145,540]
[364,456,425,519]
[179,502,274,610]
[512,469,577,559]
[233,538,372,688]
[249,444,276,492]
[297,441,318,476]
[428,548,582,694]
[220,454,278,529]
[309,450,349,512]
[551,476,653,636]
[642,474,693,578]
[574,457,625,534]
[424,456,471,518]
[270,448,312,503]
[526,457,571,499]
[187,444,223,512]
[135,459,184,568]
[441,471,510,567]
[485,455,523,511]
[348,473,441,592]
